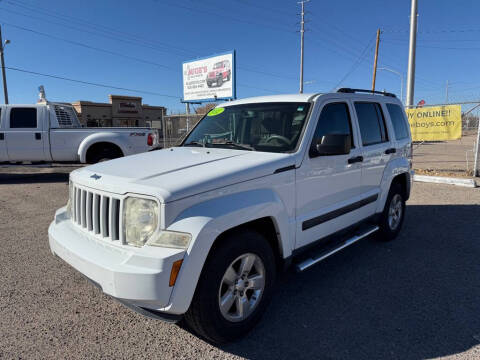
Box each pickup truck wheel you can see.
[88,147,122,164]
[184,230,276,344]
[217,76,223,87]
[377,183,405,241]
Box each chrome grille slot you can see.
[80,190,86,228]
[101,196,110,238]
[70,184,122,242]
[86,192,93,231]
[110,199,120,240]
[93,194,100,234]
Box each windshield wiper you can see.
[210,141,255,151]
[184,141,206,147]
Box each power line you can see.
[0,7,191,57]
[4,0,196,55]
[161,0,294,34]
[5,66,181,98]
[332,35,376,90]
[0,14,299,83]
[1,22,178,72]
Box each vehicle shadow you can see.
[0,172,69,184]
[215,204,480,359]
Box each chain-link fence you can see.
[152,114,205,148]
[408,102,480,178]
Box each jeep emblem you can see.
[90,174,101,180]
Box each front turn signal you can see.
[169,259,183,287]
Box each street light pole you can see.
[378,67,404,104]
[298,0,309,94]
[0,25,9,104]
[406,0,418,107]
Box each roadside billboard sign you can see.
[406,105,462,141]
[182,51,235,102]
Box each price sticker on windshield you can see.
[207,107,225,116]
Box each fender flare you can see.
[376,157,412,213]
[77,133,128,163]
[162,189,291,315]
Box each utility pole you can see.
[371,28,381,91]
[406,0,418,107]
[298,0,309,94]
[445,80,449,103]
[0,25,9,104]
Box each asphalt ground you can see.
[1,165,480,359]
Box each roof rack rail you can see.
[337,88,396,98]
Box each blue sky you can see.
[1,0,479,113]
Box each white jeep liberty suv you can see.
[49,88,413,343]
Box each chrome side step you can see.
[296,225,379,272]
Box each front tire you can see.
[184,230,276,344]
[377,182,406,241]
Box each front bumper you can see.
[49,207,185,317]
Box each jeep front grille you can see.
[71,185,123,242]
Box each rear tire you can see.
[89,148,120,164]
[377,182,405,241]
[184,230,276,344]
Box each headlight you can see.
[146,230,192,249]
[66,180,73,218]
[124,197,159,247]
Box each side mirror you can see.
[310,134,351,157]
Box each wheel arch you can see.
[78,133,127,163]
[164,189,291,315]
[376,157,412,213]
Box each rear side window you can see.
[354,102,388,146]
[311,102,354,149]
[386,104,409,140]
[10,108,37,128]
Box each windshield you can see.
[182,102,311,153]
[213,62,223,69]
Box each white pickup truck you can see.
[49,89,413,343]
[0,102,156,163]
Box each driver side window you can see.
[311,102,354,150]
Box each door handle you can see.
[0,133,4,140]
[348,156,363,164]
[385,148,396,154]
[35,133,41,140]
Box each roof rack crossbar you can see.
[337,88,396,98]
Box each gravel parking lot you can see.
[1,165,480,359]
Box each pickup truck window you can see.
[10,108,37,129]
[386,103,409,140]
[354,102,388,146]
[311,102,354,150]
[183,102,311,153]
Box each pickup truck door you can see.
[295,100,366,250]
[5,106,47,161]
[0,107,8,161]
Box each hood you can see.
[208,70,220,77]
[71,147,295,203]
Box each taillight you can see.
[147,133,154,146]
